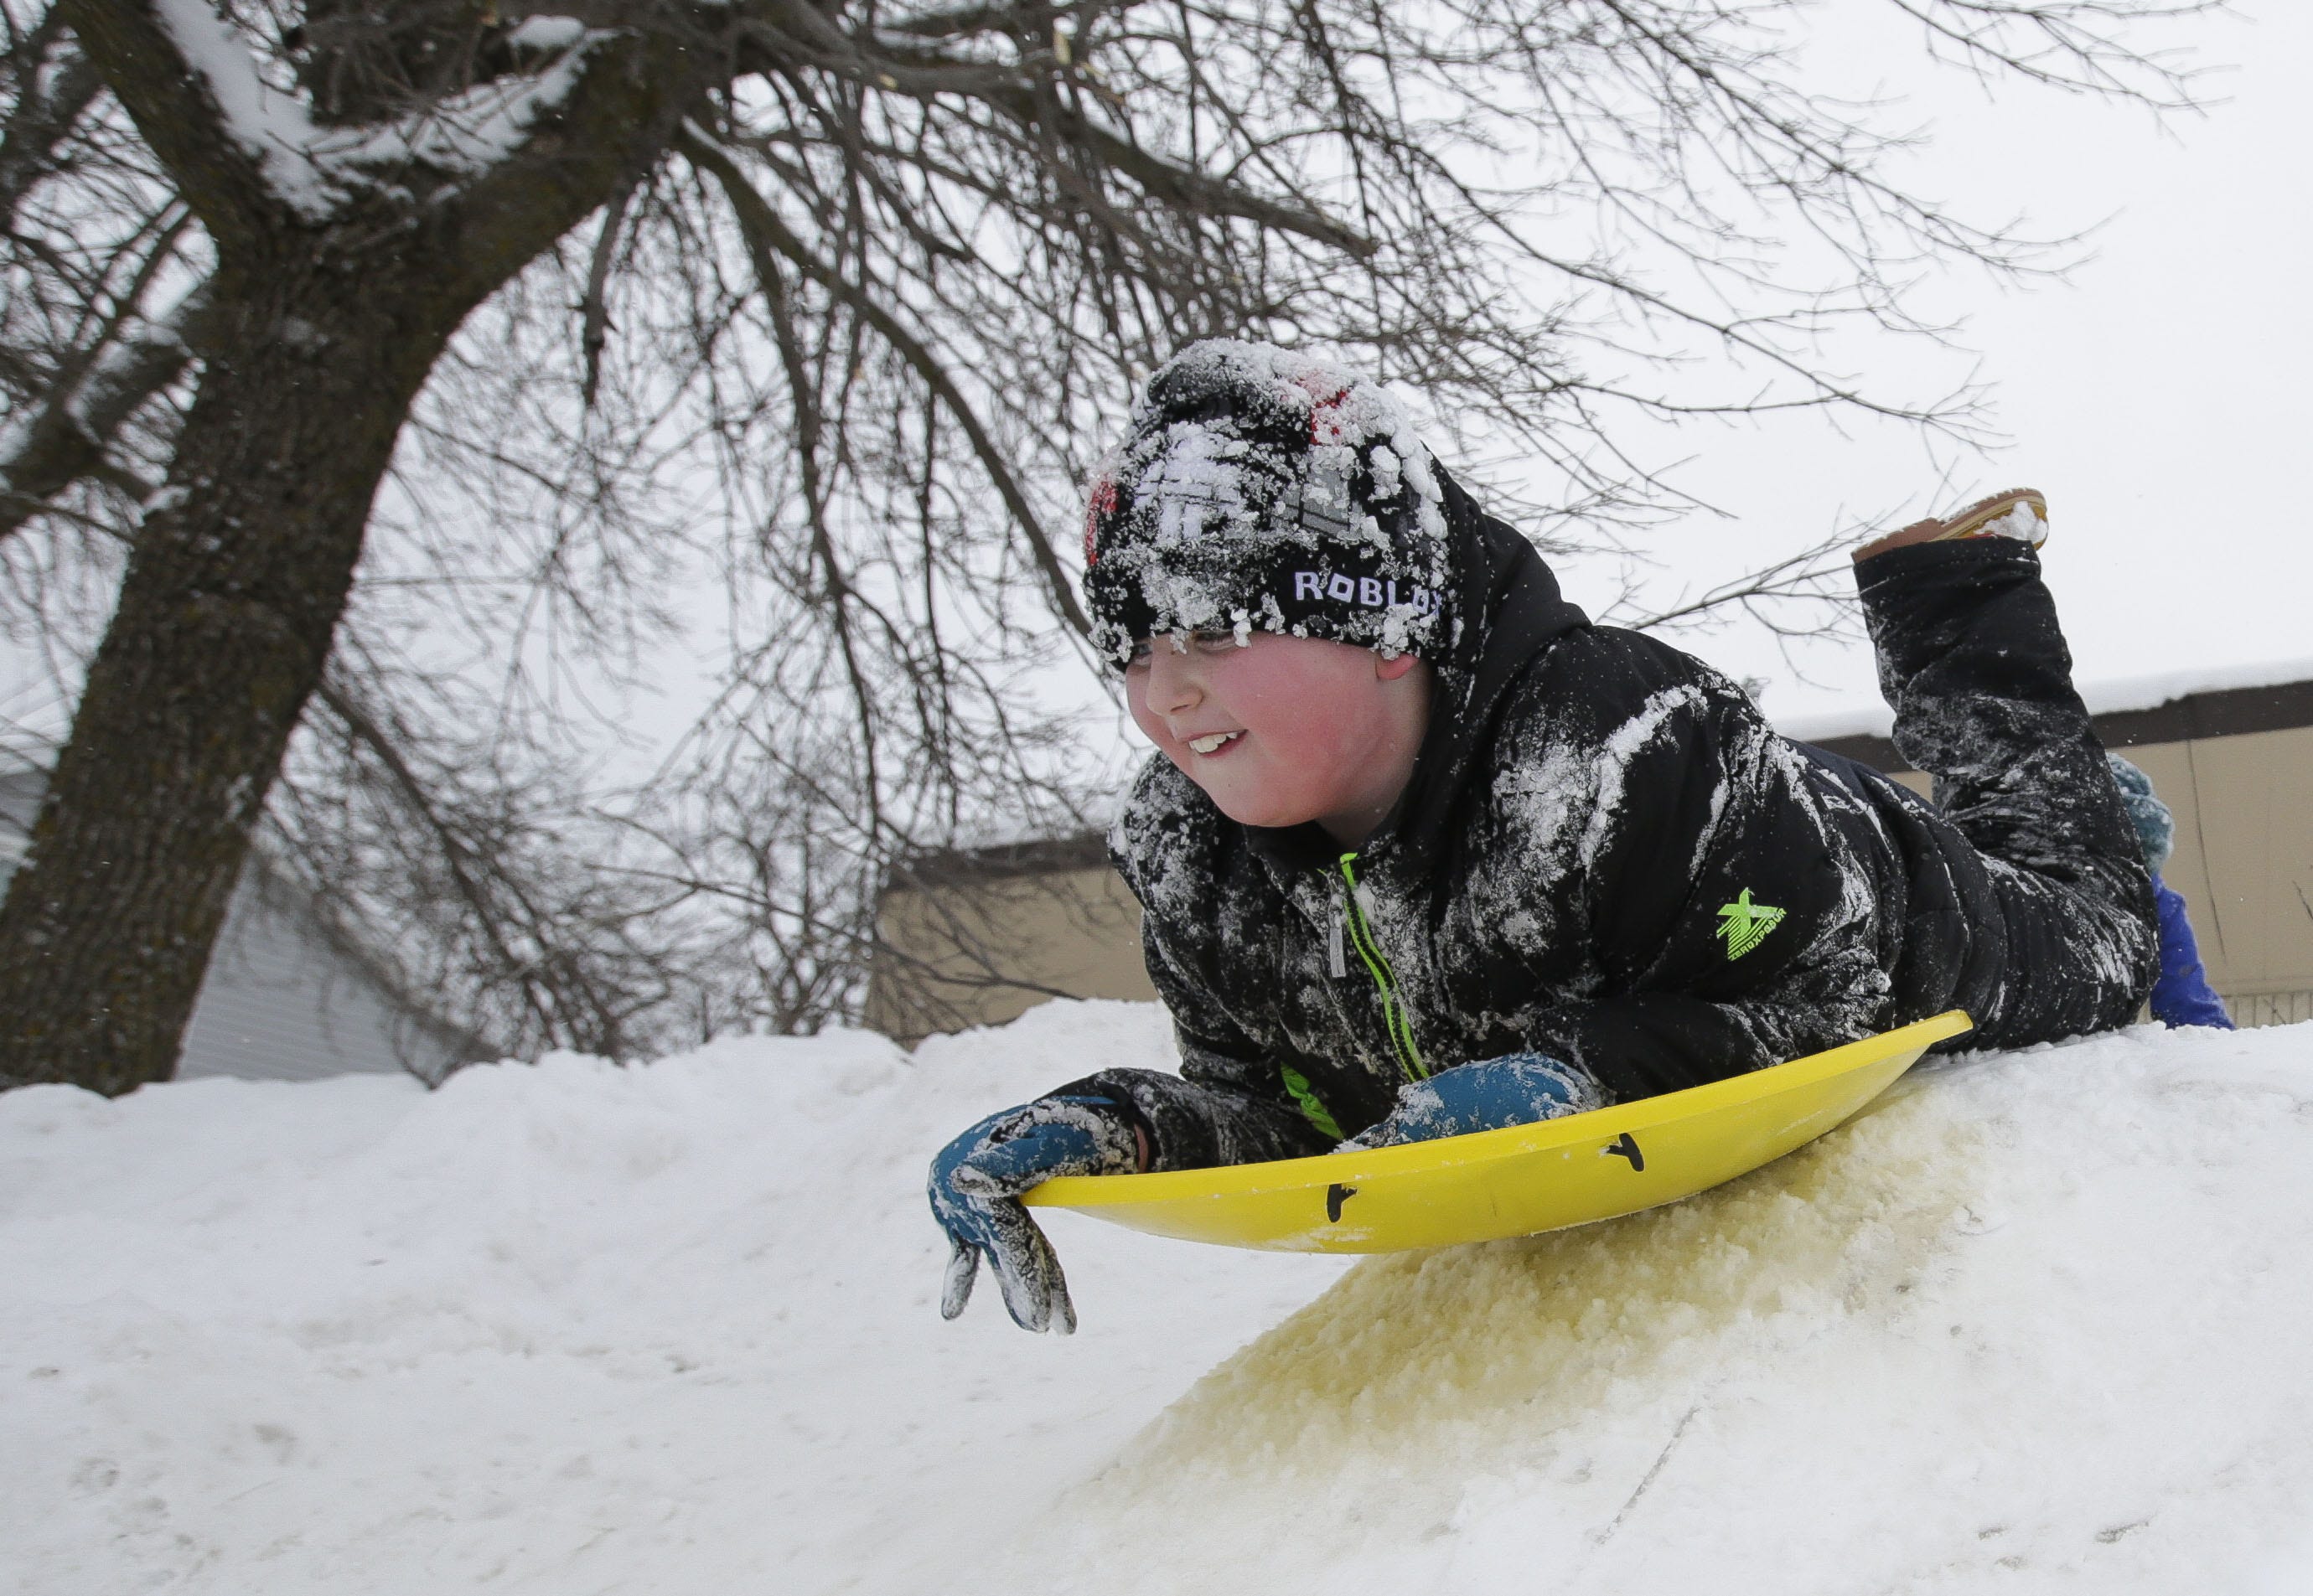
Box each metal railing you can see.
[2223,990,2313,1030]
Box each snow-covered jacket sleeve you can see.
[1472,644,1893,1104]
[1076,782,1335,1170]
[1060,937,1335,1170]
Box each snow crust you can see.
[8,1002,2313,1591]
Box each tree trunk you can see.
[0,3,697,1095]
[0,252,454,1093]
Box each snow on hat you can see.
[2107,753,2175,872]
[1081,339,1460,667]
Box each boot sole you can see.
[1854,487,2049,563]
[1939,487,2049,545]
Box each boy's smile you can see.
[1125,630,1431,846]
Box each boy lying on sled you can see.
[929,339,2157,1333]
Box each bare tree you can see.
[0,0,2217,1090]
[0,3,719,1091]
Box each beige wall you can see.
[865,865,1156,1044]
[2125,728,2313,1024]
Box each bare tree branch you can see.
[680,117,1095,638]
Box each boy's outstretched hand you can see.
[1340,1053,1605,1149]
[927,1095,1143,1334]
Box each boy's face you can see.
[1125,630,1431,844]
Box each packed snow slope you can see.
[7,1000,2313,1593]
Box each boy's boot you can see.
[1854,488,2048,563]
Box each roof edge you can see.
[1801,676,2313,773]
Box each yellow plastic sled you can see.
[1022,1010,1973,1253]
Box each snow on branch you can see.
[148,0,329,213]
[150,1,611,222]
[310,46,604,189]
[0,275,211,539]
[506,15,590,54]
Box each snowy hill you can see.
[7,1000,2313,1593]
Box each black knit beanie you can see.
[1082,340,1462,667]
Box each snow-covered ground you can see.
[8,1000,2313,1593]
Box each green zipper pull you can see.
[1337,852,1428,1082]
[1279,1063,1344,1141]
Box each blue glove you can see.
[928,1095,1141,1334]
[1340,1053,1606,1149]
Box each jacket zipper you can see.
[1337,852,1428,1083]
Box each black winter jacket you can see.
[1078,487,2007,1170]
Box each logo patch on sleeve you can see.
[1715,888,1787,960]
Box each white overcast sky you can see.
[1564,1,2313,735]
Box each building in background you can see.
[0,762,489,1085]
[864,834,1155,1046]
[867,669,2313,1041]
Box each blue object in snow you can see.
[2150,875,2234,1030]
[1342,1053,1608,1149]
